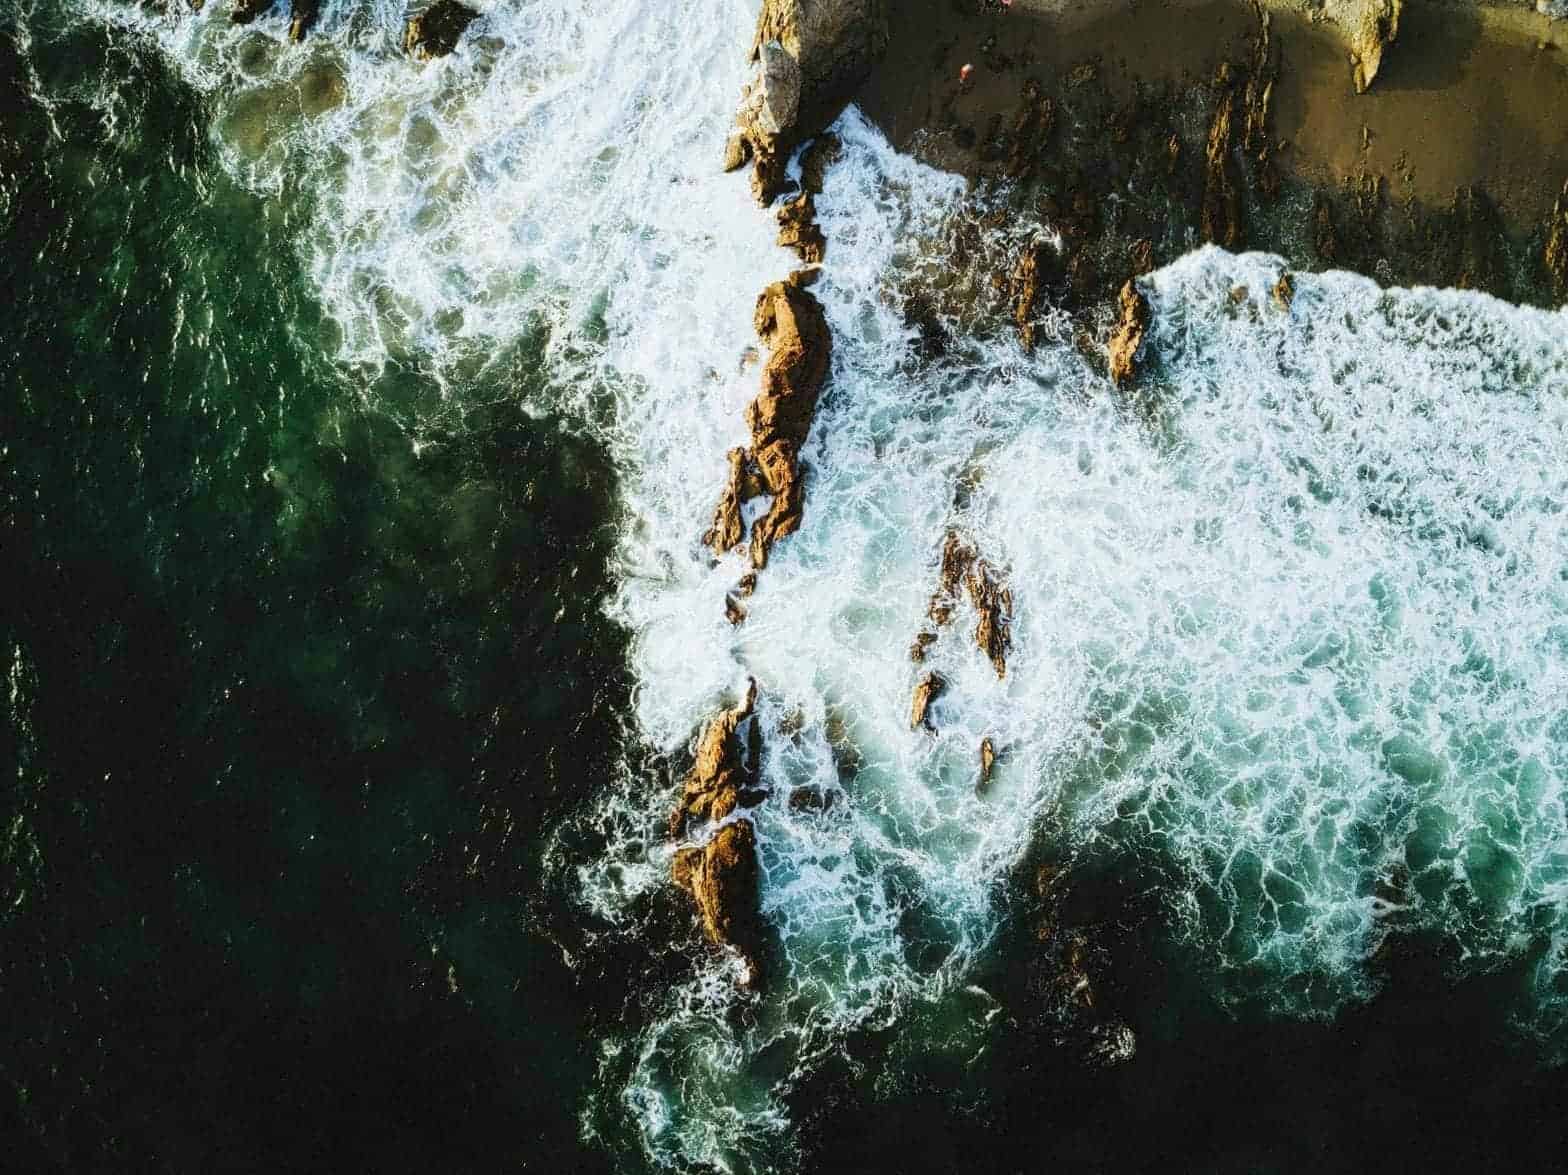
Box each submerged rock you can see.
[733,0,889,204]
[910,671,945,731]
[1107,279,1151,387]
[404,0,479,60]
[746,281,832,568]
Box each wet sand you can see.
[858,0,1568,225]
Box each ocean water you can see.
[6,1,1568,1172]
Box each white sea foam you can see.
[80,0,1568,1167]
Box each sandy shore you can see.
[858,0,1568,225]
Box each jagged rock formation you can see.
[670,681,767,986]
[404,0,479,60]
[1546,181,1568,302]
[731,0,890,203]
[746,281,832,567]
[979,737,996,792]
[1324,0,1403,93]
[230,0,270,23]
[776,192,826,263]
[1201,63,1243,250]
[911,530,1014,675]
[1010,237,1056,352]
[703,447,749,557]
[1107,280,1151,387]
[1272,270,1295,311]
[910,671,945,731]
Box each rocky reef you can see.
[1322,0,1403,92]
[670,680,767,986]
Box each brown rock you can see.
[1272,270,1295,311]
[1546,181,1568,302]
[704,447,750,557]
[746,281,832,568]
[671,679,759,838]
[1007,79,1055,180]
[672,818,765,987]
[799,133,843,196]
[1107,280,1151,388]
[1201,64,1243,250]
[723,132,752,173]
[979,737,996,792]
[736,572,758,598]
[1011,238,1056,352]
[404,0,479,60]
[725,594,748,625]
[910,671,945,731]
[1128,237,1155,278]
[965,561,1012,678]
[231,0,269,23]
[735,0,890,205]
[1313,194,1339,263]
[777,191,826,263]
[910,630,937,663]
[1326,0,1403,94]
[287,0,318,40]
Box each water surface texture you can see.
[6,1,1568,1173]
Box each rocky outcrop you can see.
[745,281,832,568]
[910,671,945,731]
[776,192,826,263]
[1272,270,1295,311]
[1107,280,1151,387]
[912,530,1014,674]
[733,0,890,203]
[670,679,760,837]
[670,681,766,986]
[1325,0,1403,93]
[230,0,271,23]
[1010,237,1056,352]
[1201,64,1243,250]
[404,0,479,60]
[673,819,765,988]
[704,447,750,557]
[979,737,996,792]
[1546,181,1568,302]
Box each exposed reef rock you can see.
[777,192,826,263]
[965,559,1013,679]
[670,681,765,986]
[1325,0,1403,93]
[745,281,832,568]
[1201,64,1244,250]
[733,0,889,203]
[403,0,479,60]
[1010,237,1056,352]
[979,737,996,793]
[1271,269,1295,311]
[670,679,760,837]
[704,447,749,557]
[929,531,976,627]
[673,819,765,988]
[910,671,945,731]
[1547,181,1568,302]
[230,0,270,23]
[1107,280,1151,387]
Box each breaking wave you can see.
[70,0,1568,1168]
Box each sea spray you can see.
[68,0,1568,1168]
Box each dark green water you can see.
[2,15,624,1170]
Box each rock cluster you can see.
[727,0,890,203]
[670,681,768,986]
[230,0,317,40]
[404,0,479,60]
[1324,0,1404,93]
